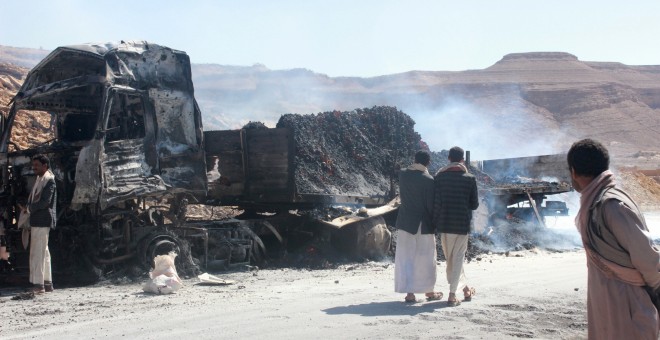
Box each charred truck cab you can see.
[0,42,207,282]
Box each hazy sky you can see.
[2,0,659,77]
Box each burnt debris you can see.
[277,106,424,197]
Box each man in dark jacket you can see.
[23,154,57,294]
[394,150,443,303]
[433,146,479,306]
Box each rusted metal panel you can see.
[205,128,293,204]
[204,130,242,153]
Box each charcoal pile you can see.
[428,150,450,175]
[277,106,424,196]
[243,121,268,129]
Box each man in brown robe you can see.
[569,139,660,339]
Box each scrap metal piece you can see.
[526,191,546,228]
[198,272,234,285]
[319,197,400,229]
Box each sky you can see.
[2,0,659,77]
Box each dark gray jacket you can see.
[395,168,435,235]
[433,168,479,235]
[29,177,57,228]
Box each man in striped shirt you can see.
[433,146,479,306]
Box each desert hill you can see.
[0,45,49,68]
[191,52,660,164]
[1,45,658,165]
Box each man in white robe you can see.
[394,151,442,303]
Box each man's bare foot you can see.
[425,292,443,301]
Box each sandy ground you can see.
[0,249,588,340]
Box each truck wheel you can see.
[139,232,179,270]
[146,239,181,266]
[139,230,200,276]
[331,216,392,260]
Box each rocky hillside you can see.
[0,63,53,150]
[0,45,49,68]
[1,46,658,162]
[190,52,660,164]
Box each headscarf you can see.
[575,170,646,286]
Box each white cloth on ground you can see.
[143,253,183,294]
[441,233,468,294]
[29,226,51,285]
[394,224,437,293]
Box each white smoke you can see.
[397,93,574,159]
[645,212,660,240]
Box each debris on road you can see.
[142,253,183,294]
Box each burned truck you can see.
[0,42,394,283]
[474,154,572,228]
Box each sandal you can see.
[404,294,417,303]
[425,292,444,301]
[447,299,461,307]
[463,286,476,301]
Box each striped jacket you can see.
[432,165,479,235]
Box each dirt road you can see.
[0,249,587,339]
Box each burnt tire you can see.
[146,239,181,266]
[331,216,392,260]
[138,230,198,276]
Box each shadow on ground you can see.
[323,300,455,317]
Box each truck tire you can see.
[331,216,392,260]
[138,230,198,276]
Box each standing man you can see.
[23,154,57,294]
[433,146,478,307]
[394,150,443,303]
[568,139,660,339]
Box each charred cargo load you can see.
[0,42,399,284]
[205,107,424,209]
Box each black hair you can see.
[448,146,464,162]
[414,150,431,166]
[567,139,609,177]
[32,154,50,168]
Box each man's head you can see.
[567,139,609,192]
[31,154,49,177]
[448,146,464,163]
[414,150,431,167]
